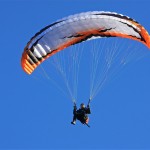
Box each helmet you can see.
[80,103,85,109]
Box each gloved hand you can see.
[74,105,77,110]
[87,98,91,108]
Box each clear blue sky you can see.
[0,0,150,149]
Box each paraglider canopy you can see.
[21,11,150,75]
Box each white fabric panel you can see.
[33,47,43,58]
[27,11,142,58]
[36,44,47,56]
[39,39,52,53]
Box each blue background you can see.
[0,0,150,149]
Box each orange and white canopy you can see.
[21,11,150,74]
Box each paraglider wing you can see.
[21,11,150,74]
